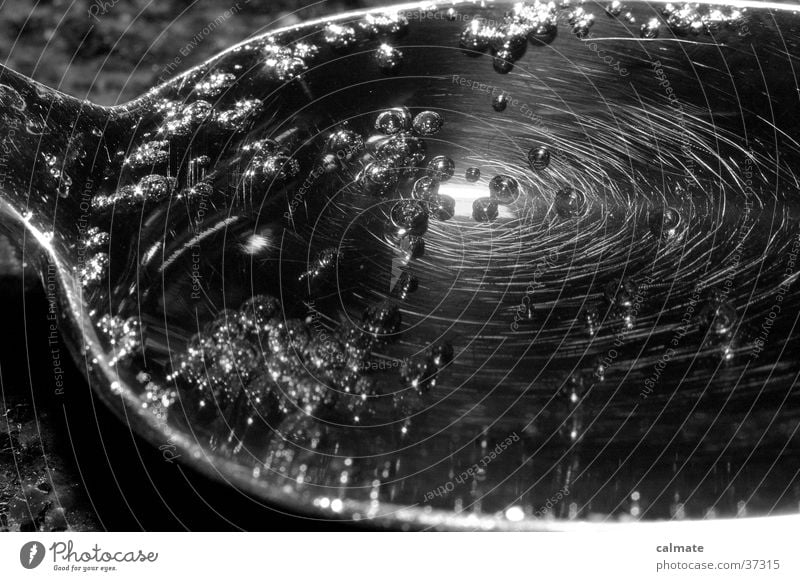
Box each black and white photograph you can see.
[0,0,798,577]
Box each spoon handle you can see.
[0,65,112,271]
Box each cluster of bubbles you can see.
[92,174,177,214]
[566,6,596,38]
[458,1,560,73]
[262,41,320,81]
[659,2,749,36]
[604,1,636,24]
[67,3,780,519]
[98,314,141,366]
[164,291,453,431]
[323,12,409,73]
[242,138,301,186]
[454,1,750,65]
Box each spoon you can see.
[3,0,800,530]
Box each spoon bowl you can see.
[3,0,800,529]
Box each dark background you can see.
[0,0,379,532]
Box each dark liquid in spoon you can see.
[61,2,800,523]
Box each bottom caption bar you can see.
[2,516,797,580]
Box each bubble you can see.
[605,0,624,16]
[528,146,551,171]
[391,200,429,236]
[216,99,262,131]
[375,107,413,135]
[489,175,520,204]
[203,309,244,341]
[327,128,364,162]
[702,9,726,32]
[82,227,109,250]
[641,18,660,38]
[554,186,586,218]
[182,100,214,124]
[412,111,444,136]
[376,43,403,74]
[493,50,515,74]
[528,23,557,45]
[649,207,682,240]
[189,155,211,171]
[473,197,499,222]
[572,22,592,38]
[492,93,509,112]
[324,23,358,52]
[361,164,397,196]
[567,7,589,25]
[139,174,176,200]
[375,132,426,168]
[194,71,236,98]
[411,176,440,201]
[80,252,108,287]
[426,156,456,181]
[238,295,282,339]
[466,167,481,182]
[430,194,456,221]
[245,141,301,183]
[460,18,491,53]
[363,161,397,187]
[568,8,595,37]
[124,140,169,168]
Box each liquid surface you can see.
[36,1,800,526]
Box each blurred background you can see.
[1,0,383,104]
[0,0,381,532]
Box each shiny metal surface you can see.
[1,0,800,529]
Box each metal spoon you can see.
[2,0,799,529]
